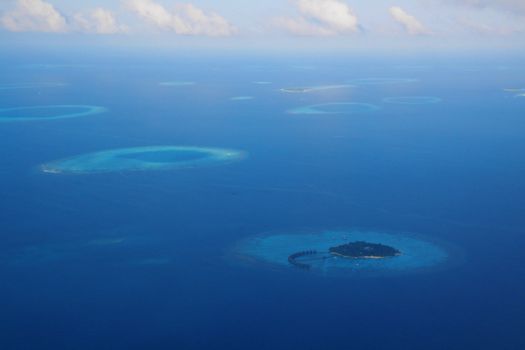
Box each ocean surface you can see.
[0,50,524,349]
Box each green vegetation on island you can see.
[329,241,401,259]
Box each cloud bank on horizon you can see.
[1,0,67,33]
[0,0,524,41]
[124,0,235,36]
[389,6,429,36]
[275,0,359,36]
[0,0,126,34]
[445,0,525,13]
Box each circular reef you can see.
[0,105,106,123]
[383,96,442,105]
[0,82,67,90]
[280,84,354,94]
[230,96,254,101]
[288,102,380,115]
[159,81,195,87]
[348,78,418,85]
[236,230,448,274]
[41,146,246,174]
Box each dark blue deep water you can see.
[1,50,524,349]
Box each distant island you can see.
[287,241,401,270]
[329,241,400,259]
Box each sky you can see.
[0,0,524,52]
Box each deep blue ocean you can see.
[0,50,524,349]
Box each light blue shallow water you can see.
[237,230,448,275]
[347,77,419,85]
[41,146,246,174]
[230,96,254,101]
[288,102,380,114]
[0,82,67,90]
[159,81,196,86]
[0,52,524,350]
[383,96,443,104]
[280,84,354,93]
[0,105,107,122]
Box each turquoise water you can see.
[0,82,67,90]
[288,102,380,115]
[348,77,419,85]
[41,146,246,174]
[230,96,254,101]
[1,52,524,349]
[237,230,448,275]
[118,149,209,163]
[159,81,196,86]
[0,105,106,122]
[280,84,354,93]
[383,96,443,104]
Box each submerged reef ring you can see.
[280,84,354,94]
[348,78,418,85]
[230,96,254,101]
[0,82,67,90]
[0,105,107,123]
[20,64,91,69]
[236,230,448,275]
[503,88,525,97]
[41,146,246,174]
[383,96,443,105]
[288,102,380,115]
[159,81,195,87]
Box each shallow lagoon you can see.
[383,96,443,104]
[237,230,449,275]
[41,146,246,174]
[0,105,106,122]
[230,96,254,101]
[348,77,418,85]
[280,84,354,93]
[159,81,196,87]
[288,102,380,115]
[2,54,525,350]
[0,82,67,90]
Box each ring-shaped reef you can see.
[230,96,254,101]
[503,88,525,97]
[0,105,107,123]
[288,102,380,115]
[280,84,354,94]
[159,81,196,87]
[0,82,67,90]
[348,78,418,85]
[236,230,449,275]
[41,146,246,174]
[383,96,442,105]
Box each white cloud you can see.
[125,0,236,36]
[297,0,359,32]
[389,7,429,35]
[277,0,359,36]
[73,8,128,34]
[438,0,525,35]
[274,17,335,36]
[457,18,522,35]
[446,0,525,14]
[0,0,67,33]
